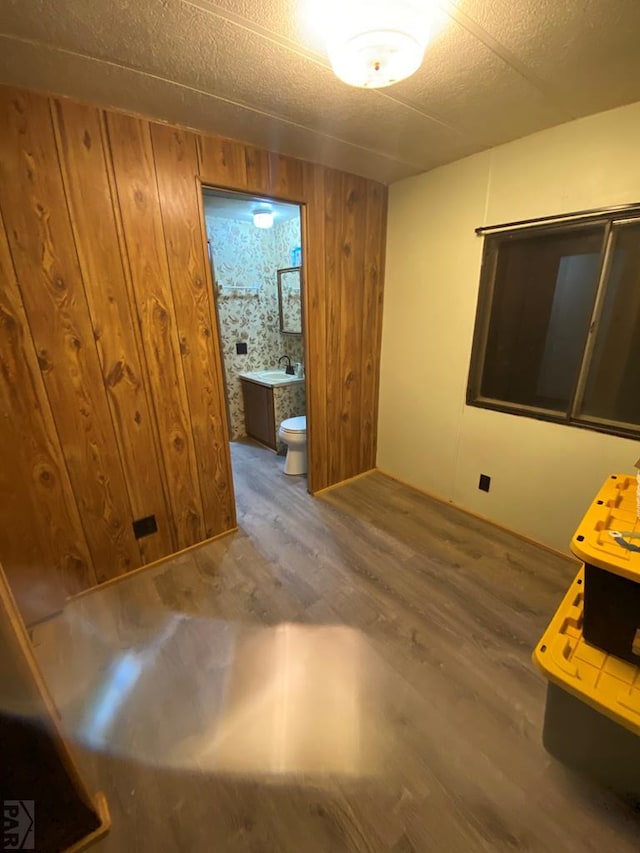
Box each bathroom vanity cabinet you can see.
[241,379,276,449]
[239,371,306,451]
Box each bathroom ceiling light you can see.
[253,210,274,229]
[326,0,431,89]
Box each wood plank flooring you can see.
[32,441,640,852]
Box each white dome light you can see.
[253,210,274,229]
[326,0,431,89]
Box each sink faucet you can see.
[278,355,295,375]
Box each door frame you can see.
[197,181,312,495]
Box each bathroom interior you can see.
[203,189,308,481]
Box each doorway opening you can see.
[202,188,308,500]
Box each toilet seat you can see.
[280,415,306,434]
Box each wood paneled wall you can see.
[0,85,387,622]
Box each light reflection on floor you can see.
[49,616,398,780]
[76,615,186,749]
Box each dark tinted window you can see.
[580,223,640,426]
[468,214,640,439]
[481,228,603,411]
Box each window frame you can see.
[467,210,640,441]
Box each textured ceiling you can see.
[203,189,300,223]
[1,1,640,183]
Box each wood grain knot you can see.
[179,337,190,356]
[38,468,53,487]
[155,305,168,324]
[68,555,88,575]
[54,276,66,292]
[106,360,125,387]
[194,277,203,289]
[134,411,142,425]
[134,188,145,205]
[342,242,352,257]
[70,335,82,351]
[173,435,185,452]
[37,350,52,372]
[82,129,92,150]
[0,308,17,333]
[203,326,211,338]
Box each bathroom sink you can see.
[253,370,293,382]
[239,369,304,388]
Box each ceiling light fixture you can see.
[253,209,274,229]
[326,0,431,89]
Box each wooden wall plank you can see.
[361,182,388,471]
[0,84,388,618]
[324,170,343,486]
[268,153,305,201]
[0,418,61,624]
[0,210,95,621]
[198,135,248,190]
[244,145,271,195]
[150,122,236,537]
[301,163,328,492]
[51,99,174,565]
[0,89,139,584]
[339,174,366,480]
[105,111,206,551]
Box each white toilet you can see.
[278,415,307,475]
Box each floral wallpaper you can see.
[273,216,302,269]
[205,212,305,440]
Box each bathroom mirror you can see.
[277,267,303,335]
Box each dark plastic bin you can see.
[533,569,640,800]
[543,682,640,802]
[583,562,640,666]
[571,474,640,665]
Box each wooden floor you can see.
[32,441,640,851]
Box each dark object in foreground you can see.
[543,681,640,804]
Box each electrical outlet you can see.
[236,341,247,355]
[132,515,158,539]
[479,474,491,493]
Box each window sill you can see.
[466,397,640,442]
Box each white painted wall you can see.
[378,101,640,552]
